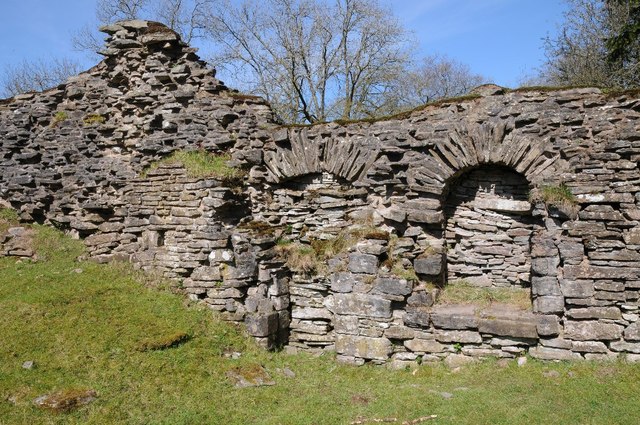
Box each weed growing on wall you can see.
[141,150,246,184]
[437,280,531,310]
[82,113,106,125]
[530,183,577,208]
[50,111,68,127]
[0,207,20,233]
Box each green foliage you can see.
[606,0,640,64]
[50,111,68,127]
[0,207,19,224]
[530,184,578,215]
[1,228,640,424]
[142,150,246,184]
[82,114,106,125]
[437,280,531,310]
[277,225,391,275]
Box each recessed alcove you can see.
[444,166,538,288]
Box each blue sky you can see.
[0,0,567,88]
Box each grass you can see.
[437,280,532,310]
[276,226,391,275]
[529,183,579,218]
[2,225,640,424]
[82,114,106,126]
[0,207,20,233]
[141,150,246,183]
[50,111,68,128]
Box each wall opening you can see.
[444,166,536,288]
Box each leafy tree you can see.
[542,0,640,88]
[606,0,640,68]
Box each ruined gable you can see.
[2,21,640,365]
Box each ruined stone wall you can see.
[2,20,640,365]
[445,166,536,287]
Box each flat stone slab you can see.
[331,294,392,318]
[430,304,478,330]
[335,334,392,360]
[478,306,538,339]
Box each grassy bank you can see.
[1,225,639,424]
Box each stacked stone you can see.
[445,167,535,287]
[2,20,640,363]
[0,19,276,231]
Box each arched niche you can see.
[270,172,368,239]
[443,166,541,288]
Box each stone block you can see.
[624,322,640,341]
[373,277,412,296]
[357,241,387,256]
[403,307,430,327]
[571,341,608,353]
[531,276,561,297]
[558,240,584,264]
[414,255,442,276]
[407,290,435,307]
[560,279,594,298]
[430,305,478,330]
[335,334,392,360]
[435,330,483,344]
[348,253,378,274]
[331,272,355,293]
[564,320,623,341]
[536,315,560,337]
[291,307,333,320]
[539,337,572,349]
[531,256,559,276]
[379,206,406,223]
[332,293,392,318]
[529,346,582,361]
[566,307,622,320]
[533,296,564,314]
[245,313,279,337]
[384,326,415,340]
[404,338,444,353]
[478,317,538,339]
[406,209,443,224]
[334,315,359,335]
[610,341,640,353]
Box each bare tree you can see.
[1,58,82,98]
[542,0,640,88]
[151,0,209,43]
[379,54,487,114]
[203,0,413,123]
[96,0,150,22]
[73,0,209,58]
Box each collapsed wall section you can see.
[1,20,640,364]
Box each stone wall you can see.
[2,20,640,365]
[444,166,536,287]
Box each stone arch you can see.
[405,120,566,199]
[263,127,379,183]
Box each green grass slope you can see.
[1,224,640,424]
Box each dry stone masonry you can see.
[2,20,640,365]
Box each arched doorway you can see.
[444,166,537,288]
